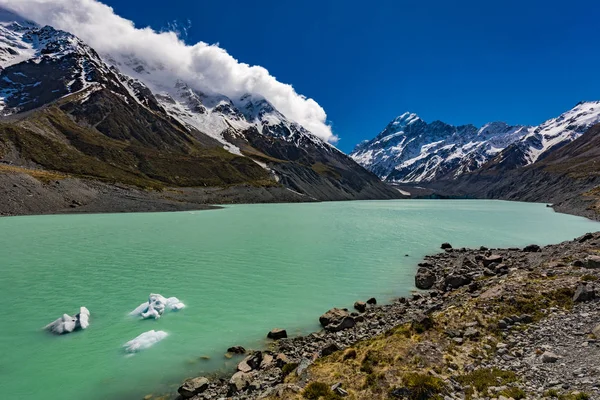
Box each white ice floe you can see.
[123,330,168,353]
[129,294,185,320]
[44,307,90,335]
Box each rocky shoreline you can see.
[161,232,600,400]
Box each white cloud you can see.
[0,0,338,143]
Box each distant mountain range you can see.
[0,7,399,212]
[351,101,600,183]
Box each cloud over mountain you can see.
[0,0,338,143]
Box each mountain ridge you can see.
[350,101,600,183]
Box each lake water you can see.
[0,200,598,400]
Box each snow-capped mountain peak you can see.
[351,101,600,183]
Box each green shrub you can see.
[544,389,559,398]
[360,350,381,374]
[500,387,526,399]
[302,382,342,400]
[282,362,298,376]
[400,372,446,400]
[581,274,598,282]
[457,368,517,397]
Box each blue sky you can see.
[102,0,600,152]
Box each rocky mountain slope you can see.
[351,102,600,183]
[0,8,399,216]
[428,122,600,220]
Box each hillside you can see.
[0,10,399,215]
[425,123,600,220]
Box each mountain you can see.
[0,9,399,215]
[426,122,600,220]
[351,102,600,183]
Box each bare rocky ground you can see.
[153,232,600,400]
[0,171,311,217]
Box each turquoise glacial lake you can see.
[0,200,598,399]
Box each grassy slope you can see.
[0,89,274,190]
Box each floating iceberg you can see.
[129,294,185,320]
[44,307,90,335]
[123,330,168,353]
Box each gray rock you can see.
[415,267,436,289]
[296,357,312,376]
[441,242,452,249]
[573,284,596,302]
[178,377,209,398]
[541,351,560,363]
[483,255,503,267]
[228,371,251,395]
[319,308,349,327]
[326,316,356,332]
[584,255,600,269]
[445,273,472,289]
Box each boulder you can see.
[353,301,367,313]
[237,351,262,372]
[228,371,251,395]
[483,255,503,268]
[178,377,209,399]
[296,357,312,376]
[584,255,600,269]
[573,284,596,302]
[227,346,246,354]
[267,328,287,340]
[275,353,289,367]
[523,244,541,252]
[444,273,472,289]
[260,353,274,369]
[367,297,377,305]
[541,351,560,363]
[319,308,349,327]
[441,243,452,249]
[415,267,436,289]
[325,316,356,332]
[463,327,480,339]
[320,342,341,357]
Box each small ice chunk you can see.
[165,297,185,311]
[130,294,185,319]
[44,307,90,335]
[76,307,90,330]
[123,330,168,353]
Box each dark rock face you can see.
[325,316,356,333]
[366,297,377,305]
[267,329,288,340]
[178,377,209,398]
